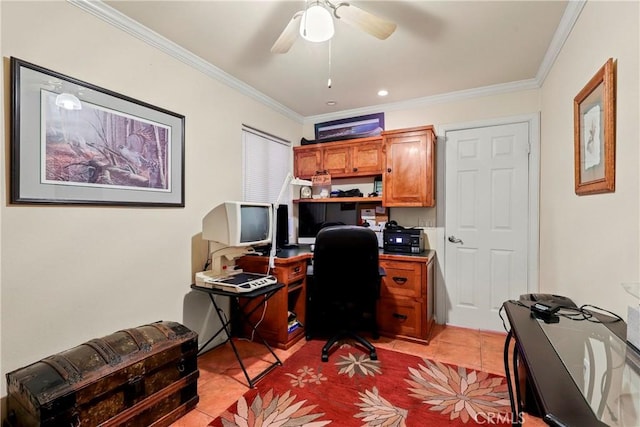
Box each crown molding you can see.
[68,0,304,124]
[305,1,585,124]
[304,78,541,124]
[70,0,583,125]
[535,0,586,85]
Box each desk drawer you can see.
[377,296,424,339]
[379,260,422,298]
[277,261,306,284]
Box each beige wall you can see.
[302,89,541,138]
[539,1,639,317]
[302,90,542,236]
[1,0,638,404]
[0,0,302,395]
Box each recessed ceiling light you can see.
[378,89,389,97]
[326,100,337,106]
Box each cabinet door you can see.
[379,260,423,299]
[383,127,436,207]
[377,256,432,342]
[377,296,425,339]
[323,145,351,176]
[294,147,323,178]
[351,139,383,176]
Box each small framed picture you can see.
[573,58,616,196]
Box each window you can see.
[242,125,292,205]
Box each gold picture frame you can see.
[574,58,616,195]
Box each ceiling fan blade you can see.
[335,3,396,40]
[271,11,304,54]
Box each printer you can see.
[383,228,425,254]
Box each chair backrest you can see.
[313,225,380,302]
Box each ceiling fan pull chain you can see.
[327,40,332,88]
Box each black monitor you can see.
[276,204,289,248]
[298,202,358,244]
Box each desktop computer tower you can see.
[276,204,289,248]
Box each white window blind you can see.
[242,125,292,204]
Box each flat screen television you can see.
[298,202,358,244]
[202,201,272,247]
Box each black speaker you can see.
[276,204,289,248]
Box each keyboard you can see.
[196,271,277,293]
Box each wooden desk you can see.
[237,246,436,348]
[378,251,435,343]
[236,251,311,350]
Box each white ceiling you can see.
[92,0,571,121]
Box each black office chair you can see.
[309,225,383,362]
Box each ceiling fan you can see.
[271,0,397,54]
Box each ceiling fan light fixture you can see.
[299,4,334,42]
[55,93,82,110]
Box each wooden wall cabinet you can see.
[382,126,436,207]
[293,146,322,178]
[377,253,434,343]
[293,136,383,179]
[294,125,436,207]
[235,255,309,349]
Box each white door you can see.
[444,122,530,331]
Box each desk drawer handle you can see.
[293,266,301,273]
[392,313,408,321]
[392,276,408,285]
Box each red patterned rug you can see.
[209,339,513,426]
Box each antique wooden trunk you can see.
[5,321,199,427]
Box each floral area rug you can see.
[209,339,513,426]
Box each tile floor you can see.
[170,325,546,426]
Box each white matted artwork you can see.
[11,57,185,206]
[573,58,616,196]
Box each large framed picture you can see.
[574,58,616,196]
[10,57,185,206]
[314,112,384,141]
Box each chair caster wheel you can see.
[370,351,378,361]
[321,353,329,362]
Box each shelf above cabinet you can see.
[293,196,382,204]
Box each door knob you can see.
[448,236,463,244]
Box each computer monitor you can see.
[298,202,358,244]
[202,201,272,247]
[202,201,273,276]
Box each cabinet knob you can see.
[387,168,392,173]
[353,167,358,172]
